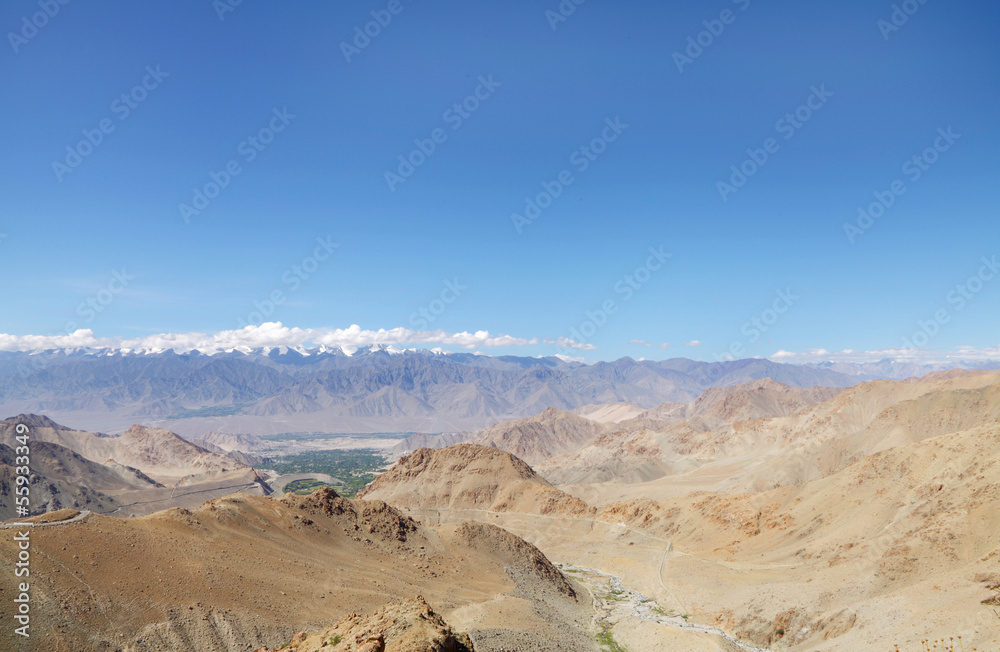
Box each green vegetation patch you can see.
[165,403,249,419]
[282,479,341,495]
[270,448,386,497]
[597,628,628,652]
[604,589,627,602]
[262,431,416,442]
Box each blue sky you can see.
[1,0,998,362]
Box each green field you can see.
[261,432,415,442]
[281,478,341,495]
[165,404,249,419]
[270,449,387,497]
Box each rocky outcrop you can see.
[254,597,474,652]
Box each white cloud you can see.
[0,323,552,354]
[767,345,1000,365]
[0,329,104,351]
[684,340,702,347]
[547,336,598,351]
[628,339,651,347]
[658,342,671,349]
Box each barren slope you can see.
[572,402,647,423]
[679,378,844,431]
[359,444,593,517]
[594,423,1000,650]
[470,407,609,465]
[549,371,1000,500]
[255,597,475,651]
[190,431,268,452]
[0,488,595,651]
[0,415,245,484]
[0,441,126,518]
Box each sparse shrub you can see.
[597,628,628,651]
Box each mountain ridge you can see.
[0,351,884,435]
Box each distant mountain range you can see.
[1,346,996,435]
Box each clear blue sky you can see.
[2,0,998,362]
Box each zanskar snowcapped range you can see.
[4,345,996,436]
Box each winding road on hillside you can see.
[105,479,266,515]
[1,510,92,528]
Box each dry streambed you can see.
[557,563,770,652]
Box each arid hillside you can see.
[359,444,592,516]
[572,401,647,423]
[470,407,610,465]
[0,414,243,484]
[0,489,595,652]
[592,422,1000,650]
[253,597,475,652]
[543,371,1000,500]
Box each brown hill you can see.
[678,378,843,431]
[114,424,246,482]
[694,370,1000,493]
[0,415,245,484]
[470,408,608,465]
[0,441,126,518]
[633,401,686,421]
[0,488,594,651]
[190,430,268,452]
[256,597,474,652]
[572,402,647,423]
[631,378,843,431]
[543,371,1000,499]
[389,431,477,456]
[359,444,593,517]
